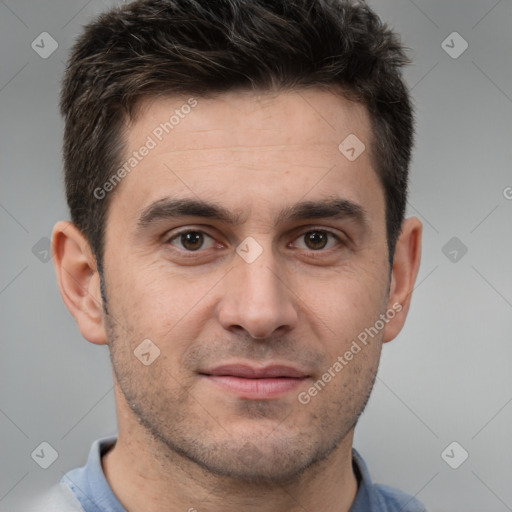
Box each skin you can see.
[52,88,422,512]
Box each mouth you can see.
[199,364,309,400]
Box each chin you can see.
[169,427,341,486]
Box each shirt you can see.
[27,436,428,511]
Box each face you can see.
[101,88,391,483]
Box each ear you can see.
[52,221,108,345]
[382,216,422,343]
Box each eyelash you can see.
[165,228,344,256]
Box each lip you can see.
[203,364,308,379]
[200,364,309,400]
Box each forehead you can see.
[129,88,371,155]
[109,88,383,228]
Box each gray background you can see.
[1,0,511,510]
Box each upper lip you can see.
[201,364,308,379]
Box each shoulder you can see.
[374,484,429,512]
[351,448,428,512]
[24,482,85,512]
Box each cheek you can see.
[293,278,387,379]
[295,265,388,337]
[108,258,218,351]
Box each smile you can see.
[200,364,309,399]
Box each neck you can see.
[102,418,358,512]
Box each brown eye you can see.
[304,231,328,250]
[292,229,344,253]
[169,230,215,251]
[181,231,203,250]
[292,230,340,251]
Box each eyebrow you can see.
[137,197,368,229]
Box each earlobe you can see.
[52,221,108,345]
[382,217,422,343]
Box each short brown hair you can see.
[60,0,414,268]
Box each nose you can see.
[216,246,299,339]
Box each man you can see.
[33,0,425,510]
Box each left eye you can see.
[292,230,339,251]
[168,231,216,251]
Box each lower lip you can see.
[204,375,306,399]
